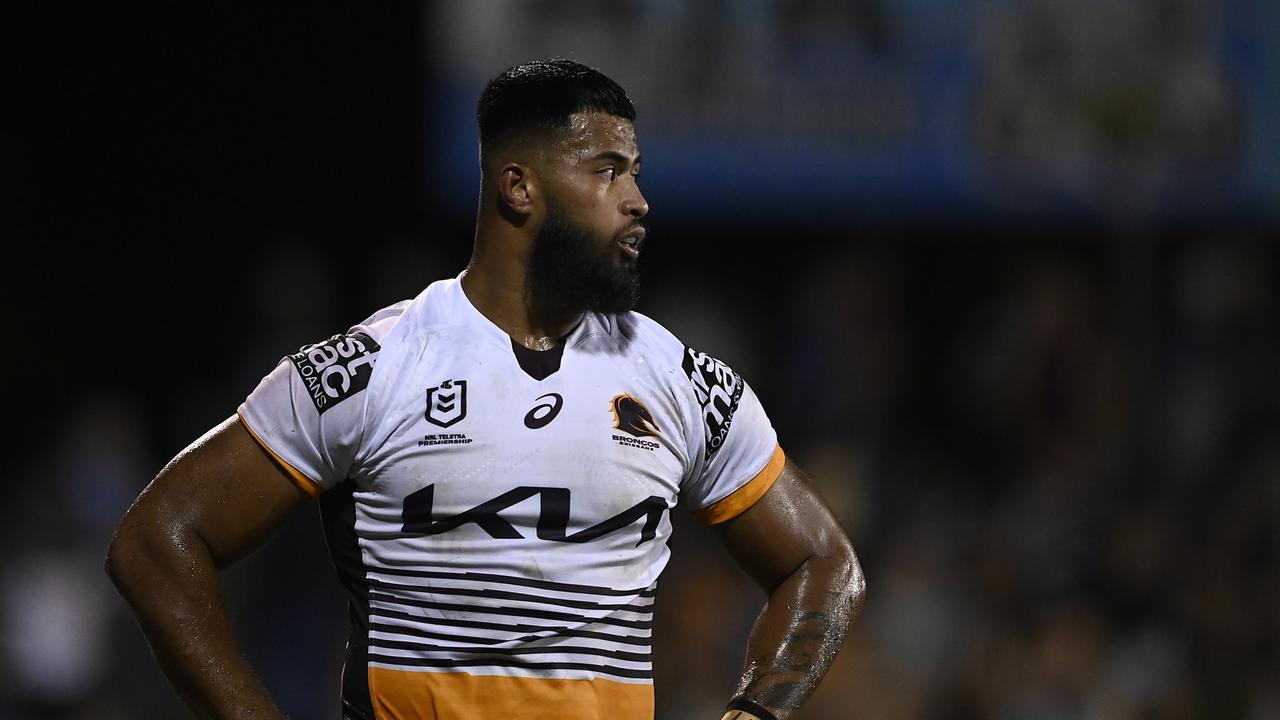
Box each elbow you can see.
[104,522,143,592]
[831,538,866,617]
[804,526,866,613]
[104,507,175,595]
[847,557,866,617]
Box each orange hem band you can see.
[236,411,324,498]
[367,667,654,720]
[694,444,785,525]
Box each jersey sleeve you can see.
[237,325,386,496]
[678,346,785,524]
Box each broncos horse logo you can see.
[610,393,661,438]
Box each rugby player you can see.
[106,58,866,720]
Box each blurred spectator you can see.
[10,1,1278,718]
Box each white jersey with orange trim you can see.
[237,275,784,720]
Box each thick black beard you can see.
[527,203,641,314]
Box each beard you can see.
[527,201,642,314]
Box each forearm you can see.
[726,552,865,720]
[106,524,282,719]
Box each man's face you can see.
[528,111,648,314]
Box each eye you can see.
[599,167,618,182]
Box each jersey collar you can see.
[449,273,593,351]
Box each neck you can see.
[459,257,583,352]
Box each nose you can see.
[620,187,649,219]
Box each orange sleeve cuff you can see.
[693,444,785,525]
[236,410,324,498]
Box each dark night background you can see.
[7,3,1279,719]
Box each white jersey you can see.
[238,275,784,720]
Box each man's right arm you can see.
[105,415,313,719]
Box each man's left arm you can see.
[712,457,866,720]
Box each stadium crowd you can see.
[4,233,1275,719]
[8,0,1276,718]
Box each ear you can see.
[497,163,537,217]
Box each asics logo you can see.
[523,393,564,429]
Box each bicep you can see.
[711,458,853,593]
[118,415,312,569]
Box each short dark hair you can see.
[477,58,635,155]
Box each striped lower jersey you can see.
[238,275,784,720]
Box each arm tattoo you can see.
[742,610,844,709]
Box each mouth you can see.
[616,226,646,259]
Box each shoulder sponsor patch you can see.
[682,347,745,462]
[288,331,381,413]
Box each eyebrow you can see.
[585,150,642,166]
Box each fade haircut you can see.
[477,58,635,157]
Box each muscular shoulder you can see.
[279,299,409,415]
[296,297,412,367]
[616,312,739,378]
[352,299,412,345]
[610,310,686,364]
[607,312,746,410]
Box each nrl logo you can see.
[426,379,467,428]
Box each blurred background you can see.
[7,1,1279,718]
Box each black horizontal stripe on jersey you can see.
[370,638,652,663]
[367,654,652,680]
[367,577,656,613]
[369,622,510,646]
[368,566,657,598]
[369,591,653,630]
[369,610,652,647]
